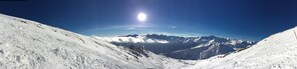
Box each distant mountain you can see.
[94,34,256,60]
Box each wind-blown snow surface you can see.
[94,34,255,60]
[183,26,297,69]
[0,14,188,69]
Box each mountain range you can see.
[94,34,256,60]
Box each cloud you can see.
[90,24,177,31]
[101,25,156,30]
[94,36,169,44]
[127,27,135,30]
[82,24,180,36]
[168,25,177,28]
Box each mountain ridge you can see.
[95,34,256,60]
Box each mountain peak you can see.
[120,34,140,37]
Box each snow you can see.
[183,26,297,69]
[0,13,188,69]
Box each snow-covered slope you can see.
[0,14,187,69]
[94,34,255,60]
[183,26,297,69]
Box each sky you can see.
[0,0,297,41]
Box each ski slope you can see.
[183,26,297,69]
[0,13,188,69]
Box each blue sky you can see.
[0,0,297,41]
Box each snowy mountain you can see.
[183,26,297,68]
[94,34,256,60]
[0,14,188,69]
[3,12,293,69]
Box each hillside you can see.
[183,26,297,68]
[0,14,187,69]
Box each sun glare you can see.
[137,12,147,22]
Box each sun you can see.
[137,12,147,22]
